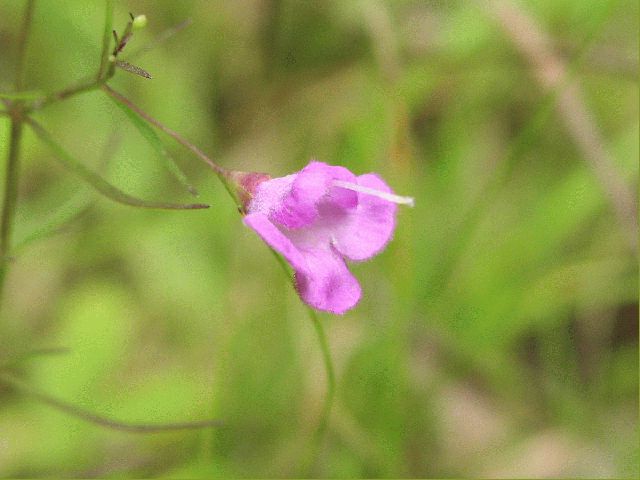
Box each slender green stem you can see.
[31,78,105,111]
[268,249,336,476]
[106,90,198,196]
[304,307,336,475]
[0,119,24,302]
[0,0,35,310]
[15,0,36,92]
[100,85,241,207]
[97,0,114,80]
[101,85,227,177]
[0,371,223,433]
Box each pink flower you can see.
[243,161,413,314]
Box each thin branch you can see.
[107,92,198,196]
[482,0,638,250]
[15,0,36,91]
[0,118,23,304]
[27,118,209,211]
[100,85,226,177]
[29,76,106,111]
[0,372,223,433]
[101,84,241,207]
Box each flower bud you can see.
[132,14,148,30]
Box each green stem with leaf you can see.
[1,1,337,458]
[102,83,337,471]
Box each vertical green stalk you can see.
[15,0,36,92]
[303,306,336,476]
[0,0,36,308]
[96,0,114,80]
[269,249,336,476]
[0,121,24,296]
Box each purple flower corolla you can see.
[243,161,413,314]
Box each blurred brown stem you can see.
[481,0,638,250]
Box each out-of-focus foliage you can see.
[0,0,637,477]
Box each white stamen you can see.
[333,180,415,207]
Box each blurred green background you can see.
[0,0,637,477]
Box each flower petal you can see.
[247,174,297,216]
[244,213,307,273]
[271,161,358,229]
[332,173,398,261]
[300,161,358,210]
[245,212,361,314]
[295,246,362,314]
[271,166,325,228]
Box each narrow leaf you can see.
[115,60,152,79]
[107,92,199,196]
[28,119,208,211]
